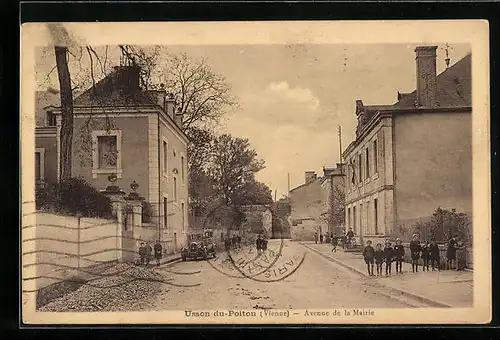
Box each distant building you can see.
[343,46,472,246]
[238,204,273,236]
[35,65,190,252]
[290,163,344,241]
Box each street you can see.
[145,239,424,310]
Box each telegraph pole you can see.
[287,173,291,195]
[338,125,343,175]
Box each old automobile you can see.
[181,230,216,261]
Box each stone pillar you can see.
[103,185,126,262]
[125,192,143,230]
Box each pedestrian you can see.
[232,234,238,249]
[262,236,268,252]
[314,232,318,244]
[145,242,152,266]
[341,231,347,250]
[393,238,405,274]
[446,234,458,270]
[374,243,384,276]
[429,238,440,271]
[409,234,422,273]
[319,233,324,244]
[383,240,394,276]
[237,235,242,249]
[224,236,231,251]
[362,240,375,276]
[154,239,163,267]
[421,241,430,271]
[139,242,146,266]
[346,228,354,249]
[256,234,262,254]
[331,235,338,253]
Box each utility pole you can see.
[338,125,343,175]
[274,189,277,203]
[287,173,291,195]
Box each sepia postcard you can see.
[21,20,491,325]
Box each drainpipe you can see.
[158,113,161,242]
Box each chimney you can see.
[415,46,438,108]
[305,171,317,184]
[174,109,183,128]
[165,93,176,119]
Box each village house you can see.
[290,163,344,241]
[35,64,190,252]
[343,46,472,246]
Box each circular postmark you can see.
[206,234,306,282]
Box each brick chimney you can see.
[165,93,176,119]
[415,46,438,108]
[174,108,183,128]
[305,171,317,184]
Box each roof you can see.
[392,53,471,109]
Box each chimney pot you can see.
[415,46,438,108]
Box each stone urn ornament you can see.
[106,173,120,193]
[127,180,142,200]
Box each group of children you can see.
[362,234,443,277]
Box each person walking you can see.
[362,240,375,276]
[145,242,153,266]
[409,234,422,273]
[139,242,146,266]
[154,240,163,267]
[237,235,242,249]
[374,243,384,276]
[341,231,347,250]
[319,233,324,244]
[383,240,394,276]
[421,241,431,271]
[446,234,458,270]
[256,234,262,254]
[429,238,440,271]
[346,228,354,249]
[314,232,318,244]
[331,235,338,253]
[262,235,268,252]
[393,238,405,274]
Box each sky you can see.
[35,43,470,199]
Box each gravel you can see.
[39,262,166,312]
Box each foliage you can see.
[36,177,112,218]
[321,177,346,230]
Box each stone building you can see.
[35,65,190,253]
[290,163,345,241]
[343,46,472,246]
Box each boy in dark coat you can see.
[409,234,422,273]
[374,243,384,276]
[139,242,146,265]
[429,239,440,271]
[446,235,458,270]
[145,242,152,266]
[362,240,375,276]
[393,238,405,274]
[154,240,163,267]
[421,241,430,271]
[383,240,394,276]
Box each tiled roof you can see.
[392,53,472,109]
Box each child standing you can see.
[362,240,375,276]
[383,240,394,276]
[409,234,422,273]
[429,239,440,271]
[393,238,405,274]
[374,243,384,276]
[421,241,430,271]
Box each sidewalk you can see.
[301,242,473,308]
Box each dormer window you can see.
[47,112,57,127]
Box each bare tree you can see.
[158,52,238,132]
[321,176,346,234]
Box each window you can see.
[360,203,363,235]
[164,197,168,228]
[365,148,370,179]
[47,112,57,126]
[181,155,185,184]
[35,148,45,187]
[97,136,117,168]
[373,140,378,173]
[173,177,178,202]
[347,207,351,229]
[163,140,168,175]
[92,130,122,178]
[358,153,362,183]
[374,198,379,235]
[181,202,186,231]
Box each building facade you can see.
[343,46,472,246]
[290,164,345,241]
[35,65,190,251]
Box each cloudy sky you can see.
[35,43,470,199]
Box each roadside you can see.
[300,242,473,308]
